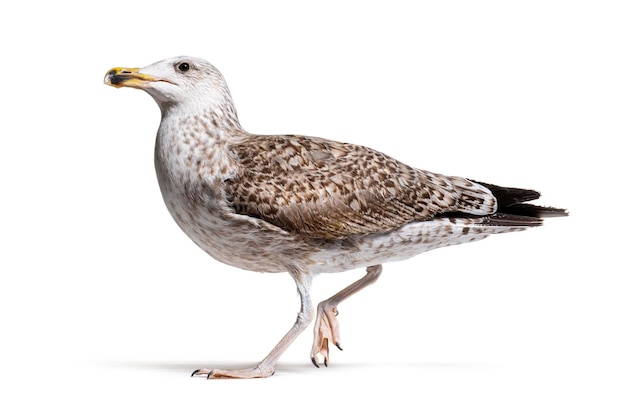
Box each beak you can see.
[104,67,170,89]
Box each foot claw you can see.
[191,368,212,378]
[336,342,343,351]
[190,365,274,379]
[311,357,320,368]
[310,303,342,368]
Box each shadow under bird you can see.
[104,56,567,379]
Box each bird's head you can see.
[104,56,238,120]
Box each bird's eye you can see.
[177,62,190,72]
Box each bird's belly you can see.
[162,191,311,273]
[307,218,497,273]
[160,185,513,275]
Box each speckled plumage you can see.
[226,134,496,239]
[105,56,567,378]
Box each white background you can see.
[2,1,624,404]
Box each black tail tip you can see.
[473,180,567,219]
[506,203,569,218]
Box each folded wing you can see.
[224,135,497,239]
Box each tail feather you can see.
[502,203,569,218]
[472,180,568,226]
[473,181,540,206]
[480,212,543,227]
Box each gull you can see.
[104,56,566,378]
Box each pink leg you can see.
[192,272,314,378]
[310,264,382,367]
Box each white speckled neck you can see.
[154,108,241,196]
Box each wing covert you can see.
[224,134,495,239]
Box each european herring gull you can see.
[104,56,567,378]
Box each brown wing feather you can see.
[224,134,496,239]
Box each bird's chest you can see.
[154,131,233,243]
[153,132,304,272]
[156,182,303,272]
